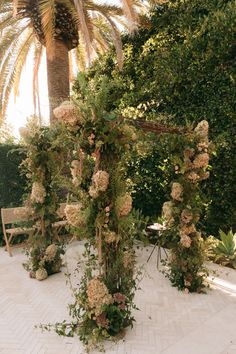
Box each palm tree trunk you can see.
[46,39,70,123]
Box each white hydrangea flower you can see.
[30,182,46,204]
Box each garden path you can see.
[0,241,236,354]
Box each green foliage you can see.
[210,229,236,269]
[216,230,236,256]
[130,209,150,244]
[76,0,236,235]
[0,143,27,245]
[126,136,175,218]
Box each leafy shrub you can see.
[207,230,236,269]
[0,144,27,245]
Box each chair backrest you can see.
[1,207,31,225]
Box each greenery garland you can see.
[161,120,213,292]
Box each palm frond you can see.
[13,0,18,17]
[73,0,93,63]
[121,0,139,32]
[32,41,43,120]
[38,0,56,58]
[0,28,34,118]
[73,41,86,71]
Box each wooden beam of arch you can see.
[126,119,189,135]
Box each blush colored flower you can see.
[183,148,195,158]
[35,268,48,281]
[64,204,86,227]
[87,278,113,316]
[96,313,109,329]
[187,171,200,183]
[171,182,183,202]
[118,303,126,310]
[116,193,132,217]
[44,244,58,261]
[200,171,210,180]
[53,101,83,126]
[192,153,209,169]
[93,170,109,192]
[181,209,193,224]
[113,292,126,303]
[180,224,196,235]
[89,186,99,199]
[194,120,209,141]
[30,182,46,204]
[180,234,192,248]
[89,170,109,199]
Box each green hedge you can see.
[73,0,236,235]
[0,144,27,245]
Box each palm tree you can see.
[0,0,141,123]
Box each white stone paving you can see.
[0,241,236,354]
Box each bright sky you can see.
[6,51,50,139]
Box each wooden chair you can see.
[1,203,69,257]
[53,203,67,236]
[1,207,35,257]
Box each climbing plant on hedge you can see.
[162,120,213,292]
[43,77,140,350]
[20,125,69,280]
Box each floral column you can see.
[162,120,212,292]
[51,99,138,349]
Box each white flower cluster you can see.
[194,120,209,142]
[179,224,196,248]
[35,268,48,281]
[87,278,113,316]
[192,153,209,169]
[115,193,132,218]
[89,170,109,199]
[180,234,192,248]
[53,101,82,126]
[103,230,119,244]
[64,204,85,227]
[30,182,46,204]
[185,120,210,183]
[43,244,58,262]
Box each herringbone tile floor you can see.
[0,241,236,354]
